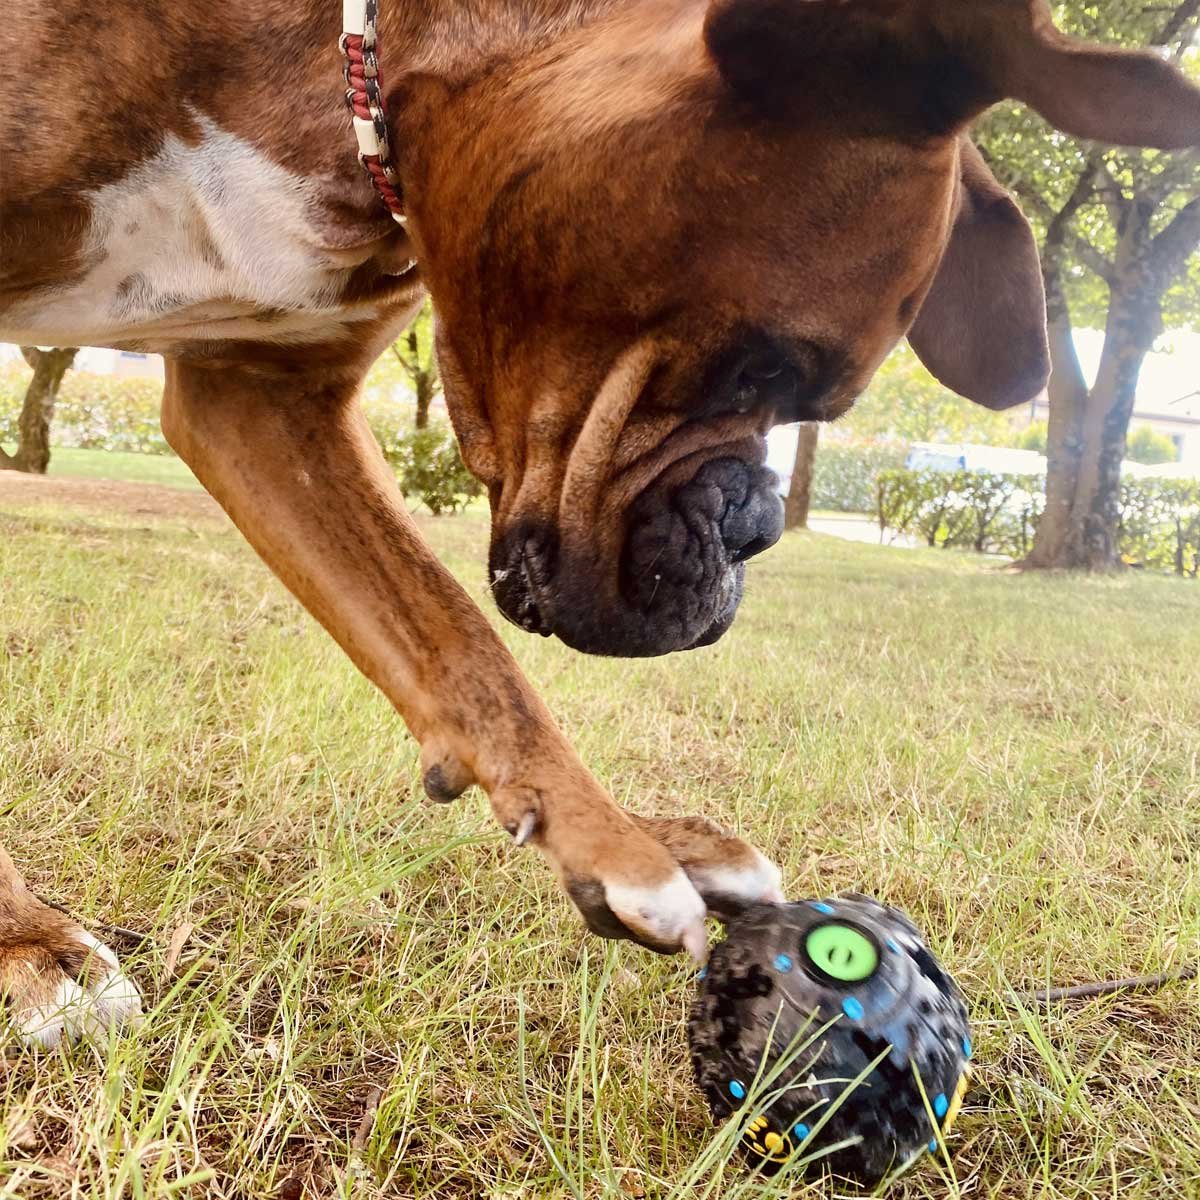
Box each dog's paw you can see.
[563,869,710,960]
[490,778,710,957]
[631,813,784,919]
[1,928,143,1049]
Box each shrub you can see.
[360,392,417,442]
[381,423,483,515]
[876,468,1043,558]
[1017,421,1048,453]
[362,396,481,514]
[1,364,168,454]
[1125,425,1178,466]
[811,440,908,512]
[878,467,1200,574]
[1118,478,1200,575]
[2,363,480,514]
[0,363,21,444]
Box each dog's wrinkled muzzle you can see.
[490,458,783,656]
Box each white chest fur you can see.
[2,114,375,351]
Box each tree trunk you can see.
[415,373,433,429]
[0,347,77,474]
[1026,199,1167,572]
[1023,264,1089,567]
[784,423,819,530]
[404,328,426,429]
[1059,298,1156,568]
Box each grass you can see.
[48,448,201,490]
[0,488,1198,1199]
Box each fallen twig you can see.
[352,1084,385,1154]
[1007,964,1197,1006]
[162,920,196,980]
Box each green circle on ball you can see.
[804,923,879,982]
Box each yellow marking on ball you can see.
[942,1068,971,1134]
[743,1115,793,1163]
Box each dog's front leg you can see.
[162,359,777,954]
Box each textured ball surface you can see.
[688,895,972,1185]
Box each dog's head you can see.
[397,0,1199,656]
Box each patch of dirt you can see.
[0,471,225,524]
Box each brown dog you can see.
[1,0,1197,1045]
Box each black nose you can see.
[489,522,558,635]
[691,459,784,565]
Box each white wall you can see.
[74,347,165,380]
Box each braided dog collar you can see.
[340,0,407,225]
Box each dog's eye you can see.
[741,352,787,383]
[733,352,795,412]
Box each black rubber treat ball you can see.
[688,895,972,1186]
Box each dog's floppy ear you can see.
[906,140,1048,410]
[705,0,1200,148]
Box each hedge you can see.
[1118,478,1200,576]
[0,363,481,515]
[877,467,1200,575]
[811,440,908,512]
[876,468,1043,559]
[1,363,167,454]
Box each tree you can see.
[784,423,820,529]
[979,0,1200,570]
[0,346,78,474]
[389,301,439,428]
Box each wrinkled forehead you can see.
[458,110,957,311]
[681,123,959,327]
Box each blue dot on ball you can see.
[811,901,835,915]
[841,996,865,1021]
[728,1080,746,1100]
[933,1092,949,1119]
[773,953,793,973]
[886,937,900,953]
[962,1036,973,1059]
[929,1138,939,1153]
[793,1122,811,1141]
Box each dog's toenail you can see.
[508,811,538,845]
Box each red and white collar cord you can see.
[340,0,407,226]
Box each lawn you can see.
[48,447,202,490]
[0,487,1197,1199]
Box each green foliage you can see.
[876,469,1044,558]
[1118,478,1200,575]
[879,467,1200,574]
[1017,421,1048,453]
[1125,424,1179,465]
[1,363,168,455]
[364,301,439,411]
[378,422,483,515]
[977,3,1200,333]
[360,392,417,450]
[0,368,17,446]
[811,440,908,512]
[835,346,1021,445]
[2,361,477,512]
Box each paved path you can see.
[806,518,907,549]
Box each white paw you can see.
[687,847,785,910]
[604,871,710,960]
[10,931,143,1049]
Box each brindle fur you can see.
[0,0,1197,1041]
